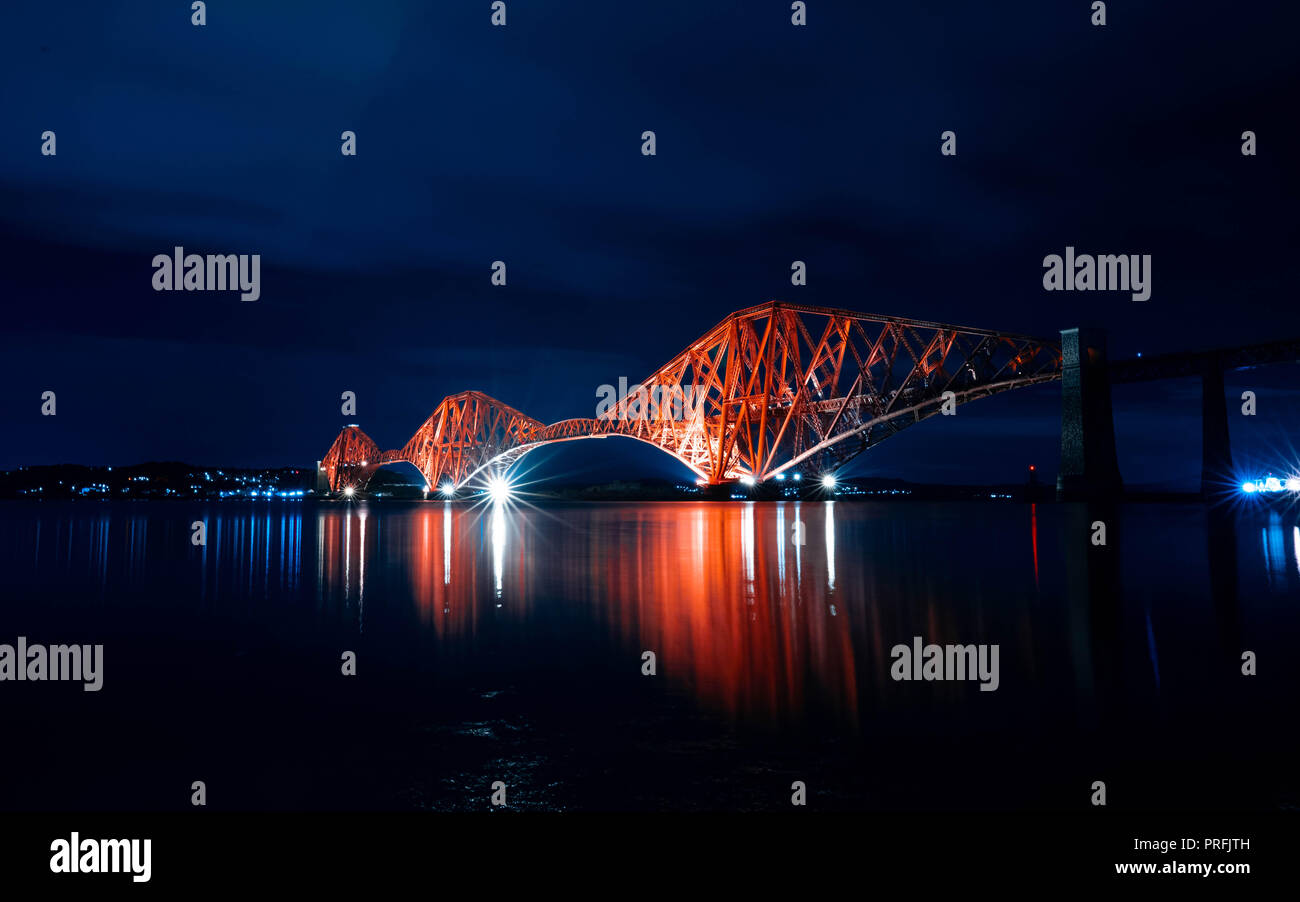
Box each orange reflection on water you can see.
[318,501,864,727]
[585,502,859,726]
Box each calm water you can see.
[1,499,1297,811]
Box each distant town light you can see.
[792,473,802,482]
[774,473,786,481]
[1240,477,1297,494]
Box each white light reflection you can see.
[794,500,803,585]
[357,508,367,617]
[824,501,836,592]
[492,502,506,599]
[776,502,786,586]
[444,502,452,586]
[742,502,755,602]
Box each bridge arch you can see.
[456,432,712,490]
[368,459,434,492]
[320,301,1063,493]
[767,371,1064,478]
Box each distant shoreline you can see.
[0,461,1210,503]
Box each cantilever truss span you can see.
[321,301,1062,492]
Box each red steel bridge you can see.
[321,301,1063,493]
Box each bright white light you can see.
[792,473,802,482]
[487,475,514,503]
[440,481,456,497]
[740,475,756,486]
[343,486,355,497]
[822,474,837,489]
[492,503,506,597]
[360,460,367,466]
[1264,477,1283,493]
[1287,478,1300,492]
[775,473,786,481]
[1242,481,1257,493]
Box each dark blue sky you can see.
[1,1,1297,488]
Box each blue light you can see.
[792,473,802,482]
[1264,477,1283,493]
[1242,481,1257,493]
[775,473,786,481]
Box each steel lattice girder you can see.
[321,301,1062,491]
[320,426,380,491]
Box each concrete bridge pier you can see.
[1200,362,1234,497]
[1057,328,1124,500]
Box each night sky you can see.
[2,1,1297,489]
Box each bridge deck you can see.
[1110,338,1300,383]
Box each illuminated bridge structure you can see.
[320,301,1063,494]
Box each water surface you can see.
[2,499,1296,811]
